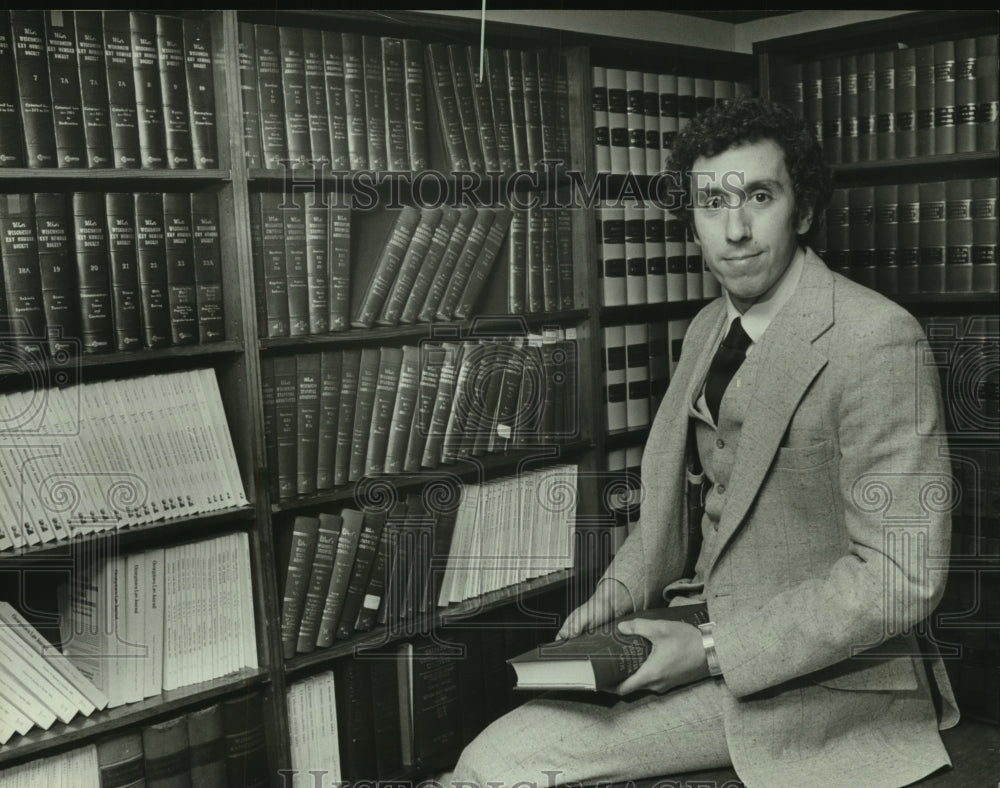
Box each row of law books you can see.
[288,672,342,783]
[334,626,556,780]
[508,206,576,314]
[597,202,721,307]
[0,11,219,170]
[277,467,576,658]
[779,36,999,163]
[603,319,688,433]
[0,369,247,552]
[0,191,226,358]
[0,602,108,744]
[57,532,257,711]
[592,66,751,176]
[262,332,578,502]
[428,45,571,175]
[819,178,998,296]
[240,24,427,172]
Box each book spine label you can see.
[130,12,167,168]
[33,192,80,354]
[44,12,87,168]
[71,192,114,352]
[183,17,219,168]
[322,31,349,170]
[191,191,224,342]
[12,11,58,167]
[134,192,171,347]
[104,192,143,350]
[102,11,140,168]
[162,192,197,344]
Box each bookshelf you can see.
[756,9,1000,727]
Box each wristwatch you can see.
[697,621,723,676]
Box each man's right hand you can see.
[556,579,635,640]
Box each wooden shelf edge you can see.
[0,168,231,182]
[0,668,269,767]
[285,568,574,675]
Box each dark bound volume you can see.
[334,349,362,486]
[304,196,330,334]
[281,196,309,337]
[893,47,917,159]
[382,37,408,172]
[403,38,427,171]
[237,22,262,169]
[933,40,956,156]
[436,209,495,321]
[341,32,368,171]
[103,192,142,351]
[44,11,86,168]
[975,34,999,153]
[954,37,976,154]
[352,204,421,328]
[295,352,321,496]
[542,205,560,312]
[34,192,79,354]
[400,206,459,324]
[316,350,342,490]
[874,184,899,297]
[820,57,842,164]
[802,61,823,153]
[296,512,342,653]
[11,10,57,167]
[420,343,459,468]
[840,55,859,164]
[918,181,946,294]
[278,26,310,167]
[349,347,382,482]
[278,515,320,659]
[416,206,476,323]
[101,11,140,168]
[97,731,145,788]
[190,191,224,343]
[335,509,387,639]
[874,50,894,161]
[71,192,113,353]
[897,182,920,295]
[134,192,171,348]
[971,177,998,293]
[129,12,167,168]
[365,346,404,474]
[384,344,420,474]
[260,357,279,499]
[254,24,287,169]
[449,44,484,174]
[399,639,464,772]
[73,12,112,168]
[187,704,226,786]
[362,35,387,171]
[334,659,377,780]
[848,186,876,290]
[507,207,527,313]
[945,179,973,294]
[403,343,444,473]
[508,602,709,691]
[0,16,25,167]
[221,693,268,788]
[162,191,197,345]
[526,203,544,312]
[553,52,572,170]
[0,194,45,356]
[370,652,405,778]
[156,15,193,170]
[915,45,935,158]
[452,209,513,320]
[469,44,500,173]
[520,49,544,173]
[426,42,468,172]
[317,508,365,648]
[273,354,298,501]
[824,187,850,280]
[856,52,876,162]
[379,207,443,326]
[486,48,516,173]
[257,191,290,337]
[141,715,190,787]
[182,16,218,169]
[303,29,332,165]
[322,31,349,170]
[329,205,351,331]
[505,48,530,173]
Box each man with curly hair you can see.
[449,98,958,788]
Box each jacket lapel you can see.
[707,251,834,574]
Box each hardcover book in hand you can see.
[507,602,708,692]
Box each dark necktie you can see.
[705,317,752,424]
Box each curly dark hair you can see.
[666,97,833,248]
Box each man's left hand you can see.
[612,619,712,695]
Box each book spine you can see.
[420,345,458,468]
[676,75,694,133]
[237,22,262,169]
[295,353,321,496]
[156,14,193,169]
[664,208,687,302]
[280,516,320,659]
[553,52,572,169]
[349,347,381,482]
[187,704,226,786]
[436,209,495,320]
[400,205,459,324]
[361,352,408,482]
[281,196,309,336]
[335,510,387,639]
[190,190,224,343]
[97,731,145,788]
[101,11,140,168]
[897,182,921,295]
[537,49,560,170]
[103,192,142,351]
[643,72,661,174]
[975,34,999,153]
[507,206,527,314]
[304,198,330,334]
[971,177,997,293]
[685,225,703,301]
[221,693,268,787]
[162,191,197,344]
[658,72,678,162]
[134,192,171,347]
[11,10,57,167]
[425,43,467,172]
[33,192,79,354]
[142,715,191,786]
[840,55,858,164]
[504,48,529,173]
[255,24,287,169]
[470,45,500,173]
[328,205,351,331]
[403,38,427,171]
[379,207,443,326]
[918,181,947,294]
[316,350,342,490]
[540,206,558,313]
[648,322,669,415]
[382,37,408,172]
[453,209,513,320]
[260,357,280,500]
[0,194,46,355]
[821,57,842,164]
[915,45,936,158]
[487,48,515,173]
[296,514,342,652]
[603,325,627,432]
[600,204,626,307]
[624,201,646,305]
[316,509,364,648]
[592,65,610,173]
[334,349,362,486]
[856,52,876,162]
[303,29,332,165]
[644,205,666,304]
[848,185,876,290]
[520,49,544,173]
[955,37,977,154]
[273,354,299,501]
[825,187,850,280]
[606,67,628,174]
[449,44,484,174]
[129,12,167,169]
[934,40,956,156]
[894,47,917,159]
[181,16,218,169]
[71,191,113,353]
[257,191,290,337]
[249,190,269,335]
[416,207,476,322]
[278,26,310,167]
[351,204,421,328]
[322,31,349,170]
[362,35,387,171]
[0,16,25,167]
[383,344,420,474]
[341,33,367,170]
[802,60,823,153]
[874,184,899,297]
[945,179,974,294]
[525,204,544,313]
[44,11,86,168]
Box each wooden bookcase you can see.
[0,8,757,781]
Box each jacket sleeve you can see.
[712,310,953,697]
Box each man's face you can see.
[691,138,812,312]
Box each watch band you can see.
[697,621,723,676]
